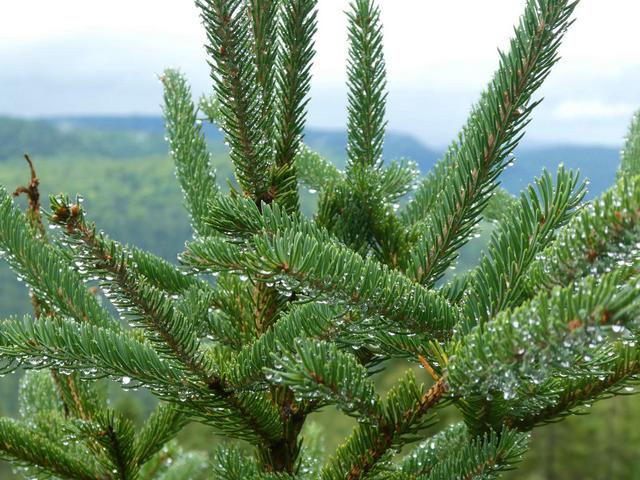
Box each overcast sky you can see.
[1,1,638,147]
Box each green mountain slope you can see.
[32,116,621,197]
[0,117,167,161]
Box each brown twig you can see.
[13,154,45,238]
[418,354,441,382]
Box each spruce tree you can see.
[1,0,639,478]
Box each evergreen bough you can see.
[1,0,639,478]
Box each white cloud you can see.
[553,100,636,121]
[0,0,639,146]
[2,1,639,87]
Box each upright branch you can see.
[316,0,410,265]
[248,0,279,139]
[345,0,387,172]
[197,0,272,203]
[402,0,579,286]
[618,109,640,178]
[273,0,318,212]
[460,167,586,333]
[162,70,219,237]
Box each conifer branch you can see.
[315,0,411,264]
[402,0,579,286]
[134,404,189,466]
[269,338,383,418]
[205,194,333,242]
[48,197,286,444]
[275,0,318,152]
[233,303,345,385]
[208,272,260,345]
[363,328,434,361]
[197,0,272,202]
[345,0,387,171]
[199,92,223,124]
[78,411,138,480]
[0,316,189,390]
[248,228,460,338]
[145,451,208,480]
[448,269,640,428]
[528,175,640,291]
[0,417,101,480]
[0,315,283,444]
[506,337,640,430]
[394,424,528,480]
[316,170,410,266]
[439,274,470,305]
[48,370,98,422]
[619,109,640,178]
[273,0,318,212]
[295,146,343,192]
[181,197,333,274]
[248,0,279,139]
[213,445,262,478]
[50,196,213,382]
[394,422,468,478]
[201,195,288,341]
[212,444,295,479]
[460,167,586,333]
[12,156,99,423]
[2,0,636,476]
[482,187,519,223]
[321,373,446,480]
[162,69,219,237]
[128,244,211,296]
[0,187,115,328]
[378,159,421,204]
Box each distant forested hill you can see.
[503,145,619,200]
[0,116,167,160]
[3,115,619,198]
[30,115,442,169]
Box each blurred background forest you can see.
[0,115,637,479]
